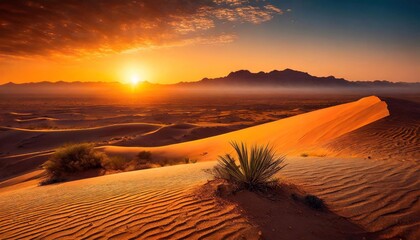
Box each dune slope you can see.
[1,156,417,239]
[104,96,389,160]
[0,162,258,239]
[0,123,161,156]
[323,97,419,162]
[282,157,420,239]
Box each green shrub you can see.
[101,156,130,170]
[137,151,152,160]
[43,143,106,178]
[214,141,287,190]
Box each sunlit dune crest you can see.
[103,96,389,161]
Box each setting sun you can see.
[130,74,140,86]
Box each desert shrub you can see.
[213,141,287,190]
[190,159,197,164]
[101,156,131,170]
[137,151,152,160]
[151,157,186,167]
[43,143,106,178]
[184,157,197,164]
[304,194,325,210]
[155,158,168,166]
[39,176,65,186]
[300,153,309,157]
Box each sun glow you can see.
[130,74,140,86]
[121,63,150,87]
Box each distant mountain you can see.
[179,69,419,89]
[1,69,419,95]
[0,81,126,95]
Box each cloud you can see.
[0,0,281,58]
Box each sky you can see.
[0,0,419,84]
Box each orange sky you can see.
[0,1,419,84]
[1,37,418,84]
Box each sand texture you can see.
[0,96,418,239]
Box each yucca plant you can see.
[214,141,287,190]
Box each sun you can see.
[122,65,149,87]
[130,74,140,86]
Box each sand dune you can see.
[1,96,418,239]
[1,157,417,239]
[0,122,243,157]
[0,122,242,181]
[14,117,59,122]
[0,123,161,180]
[9,112,33,116]
[0,123,162,156]
[323,97,419,162]
[103,96,389,161]
[0,162,257,239]
[119,123,243,147]
[282,157,420,239]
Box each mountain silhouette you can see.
[1,69,418,95]
[180,69,417,88]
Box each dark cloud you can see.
[0,0,281,57]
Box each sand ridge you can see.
[323,97,420,162]
[103,96,389,161]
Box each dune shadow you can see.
[203,181,378,240]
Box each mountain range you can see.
[182,69,419,88]
[1,69,419,95]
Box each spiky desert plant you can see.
[214,141,286,190]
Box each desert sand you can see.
[102,96,390,161]
[0,95,419,239]
[0,95,350,181]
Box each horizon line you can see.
[2,68,419,85]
